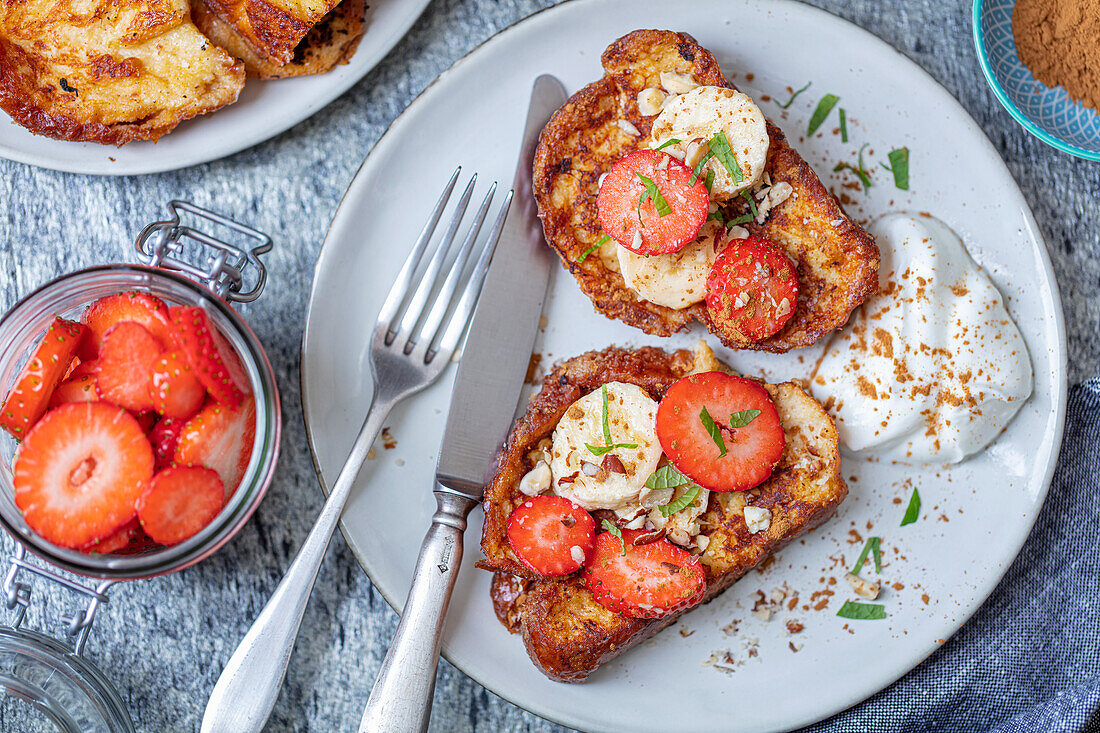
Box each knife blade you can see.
[434,74,566,499]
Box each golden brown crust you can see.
[531,29,880,352]
[0,0,244,144]
[192,0,364,78]
[197,0,340,65]
[479,345,846,682]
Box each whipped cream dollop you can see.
[811,213,1032,463]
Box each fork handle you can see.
[202,397,393,733]
[359,490,477,733]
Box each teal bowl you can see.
[973,0,1100,160]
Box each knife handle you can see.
[359,490,478,733]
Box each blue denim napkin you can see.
[806,379,1100,733]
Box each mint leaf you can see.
[645,465,692,490]
[709,131,743,185]
[729,409,761,429]
[808,93,839,135]
[601,519,626,556]
[882,147,909,190]
[850,536,882,575]
[576,235,609,264]
[900,488,921,526]
[776,80,812,109]
[654,138,681,151]
[689,149,714,186]
[658,484,701,517]
[700,406,726,458]
[836,601,886,620]
[839,107,848,143]
[739,190,758,219]
[636,173,672,216]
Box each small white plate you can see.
[301,1,1067,730]
[0,0,430,176]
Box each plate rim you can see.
[0,0,432,176]
[300,0,1069,729]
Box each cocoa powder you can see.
[1013,0,1100,112]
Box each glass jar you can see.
[0,202,281,731]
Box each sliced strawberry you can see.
[137,466,225,545]
[597,149,709,256]
[13,402,154,548]
[80,518,139,555]
[168,307,249,405]
[149,416,184,470]
[94,322,163,413]
[583,529,706,619]
[68,359,98,380]
[148,352,206,419]
[133,410,158,433]
[706,235,800,342]
[48,374,98,407]
[506,495,595,576]
[116,526,160,555]
[0,318,86,439]
[655,371,784,492]
[81,292,172,360]
[174,400,255,498]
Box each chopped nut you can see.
[695,534,711,553]
[631,231,644,249]
[845,572,881,600]
[581,461,600,477]
[789,641,803,652]
[752,607,773,622]
[518,461,551,496]
[744,506,772,534]
[602,454,626,474]
[727,225,750,240]
[637,87,667,116]
[616,118,641,136]
[633,528,666,545]
[569,545,585,565]
[560,515,576,528]
[660,70,698,94]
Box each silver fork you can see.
[201,168,512,733]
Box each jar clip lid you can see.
[135,200,273,303]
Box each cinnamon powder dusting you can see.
[1013,0,1100,112]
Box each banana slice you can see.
[549,382,662,511]
[617,222,723,309]
[650,86,769,200]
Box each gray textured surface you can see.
[0,0,1096,731]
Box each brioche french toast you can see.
[0,0,244,144]
[478,343,845,682]
[195,0,342,65]
[532,30,879,353]
[192,0,364,78]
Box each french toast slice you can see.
[194,0,342,65]
[478,344,846,682]
[0,0,244,144]
[532,30,879,353]
[192,0,364,79]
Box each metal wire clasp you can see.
[135,201,273,303]
[3,545,114,656]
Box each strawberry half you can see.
[597,149,709,255]
[14,402,154,549]
[149,416,185,470]
[705,235,800,342]
[148,352,206,419]
[137,466,225,545]
[174,400,256,498]
[655,371,784,492]
[0,317,86,439]
[80,518,139,555]
[81,292,172,360]
[94,322,164,413]
[48,374,98,407]
[583,529,706,619]
[506,495,595,576]
[168,307,250,406]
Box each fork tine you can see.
[431,188,515,361]
[392,174,478,348]
[376,167,461,338]
[412,182,498,356]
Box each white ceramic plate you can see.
[0,0,430,176]
[301,1,1067,730]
